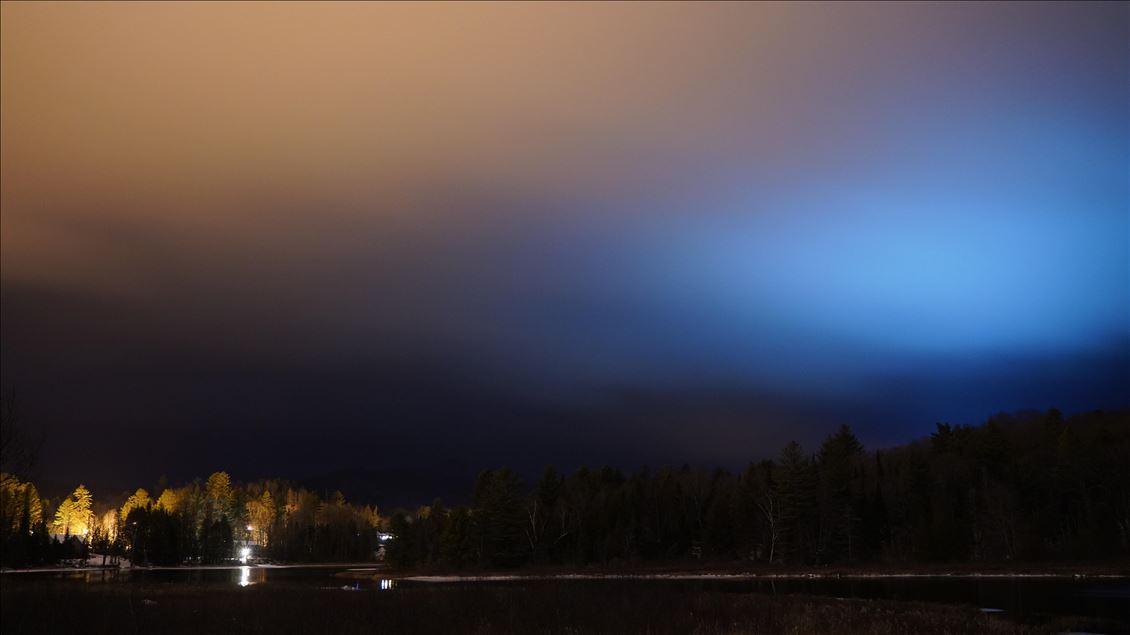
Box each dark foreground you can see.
[3,581,1127,635]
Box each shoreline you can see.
[0,562,378,575]
[351,561,1130,582]
[6,561,1127,580]
[388,571,1130,582]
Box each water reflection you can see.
[16,568,1125,622]
[236,566,267,587]
[79,569,121,583]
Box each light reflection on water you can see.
[234,566,268,587]
[13,568,1128,622]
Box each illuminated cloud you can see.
[1,2,1126,491]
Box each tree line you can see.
[3,408,1128,569]
[0,471,382,568]
[384,408,1129,568]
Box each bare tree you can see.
[755,471,780,564]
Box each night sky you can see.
[2,2,1127,502]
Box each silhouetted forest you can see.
[2,408,1128,569]
[386,408,1129,568]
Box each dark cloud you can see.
[1,2,1127,502]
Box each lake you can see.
[6,566,1129,624]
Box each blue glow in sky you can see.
[1,1,1126,489]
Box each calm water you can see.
[7,566,1130,623]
